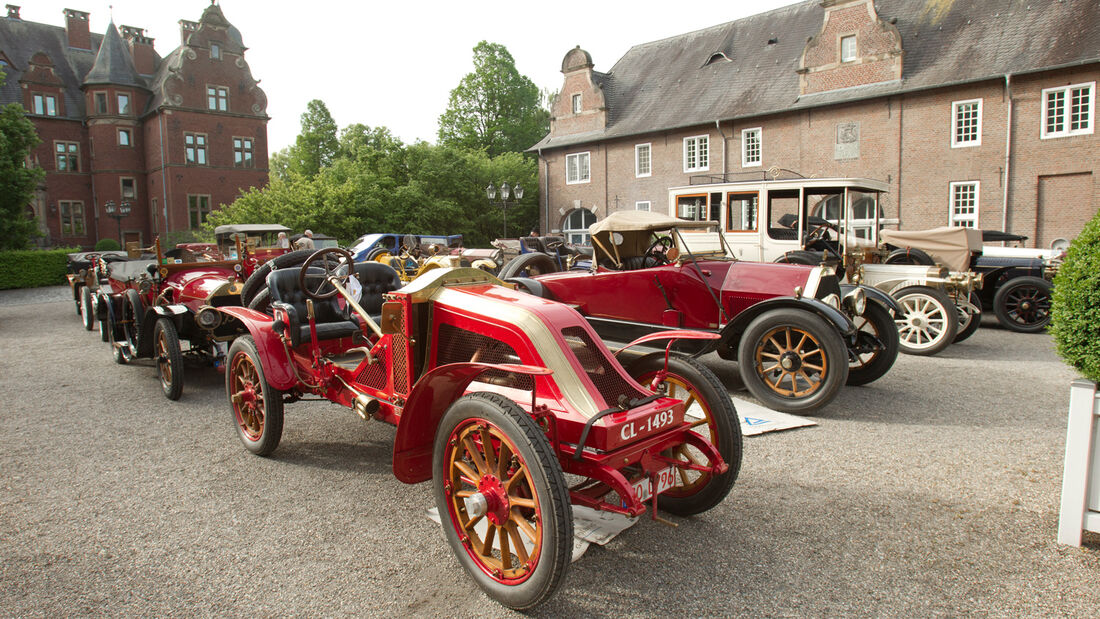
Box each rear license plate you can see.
[633,466,676,503]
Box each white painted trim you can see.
[951,98,982,148]
[948,180,979,227]
[571,92,582,114]
[741,127,762,167]
[1058,379,1100,546]
[635,200,651,211]
[565,151,591,185]
[683,135,710,173]
[635,143,652,178]
[1041,81,1095,139]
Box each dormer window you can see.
[211,43,221,60]
[705,52,731,66]
[571,93,582,114]
[840,35,857,62]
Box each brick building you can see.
[532,0,1099,249]
[0,2,268,248]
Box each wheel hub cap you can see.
[476,474,510,526]
[779,351,802,371]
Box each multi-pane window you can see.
[841,35,857,62]
[952,99,982,147]
[676,195,707,221]
[118,129,132,146]
[742,128,762,167]
[566,152,590,184]
[32,93,58,116]
[233,137,254,168]
[726,193,759,232]
[635,143,651,177]
[635,201,651,211]
[562,208,596,245]
[949,181,979,228]
[683,135,709,172]
[207,86,228,111]
[188,195,211,229]
[571,93,581,114]
[94,92,108,114]
[117,93,131,115]
[211,43,221,60]
[59,201,85,236]
[120,178,136,200]
[1042,82,1094,138]
[55,141,79,172]
[185,133,207,165]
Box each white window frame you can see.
[683,135,709,173]
[1041,82,1095,139]
[635,201,651,211]
[565,152,590,185]
[840,35,857,62]
[571,93,582,114]
[949,181,979,228]
[741,127,762,167]
[118,128,132,147]
[635,143,651,178]
[211,43,221,60]
[951,99,982,147]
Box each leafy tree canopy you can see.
[437,41,549,158]
[0,69,45,250]
[279,99,339,180]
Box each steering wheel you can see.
[300,247,354,299]
[644,235,674,265]
[803,223,834,246]
[545,239,564,251]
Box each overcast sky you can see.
[23,0,797,154]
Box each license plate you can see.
[633,466,676,503]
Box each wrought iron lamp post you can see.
[486,181,524,238]
[103,199,131,244]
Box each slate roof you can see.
[532,0,1100,151]
[0,16,103,119]
[82,21,145,89]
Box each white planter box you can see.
[1058,379,1100,546]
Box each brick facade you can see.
[2,3,268,249]
[534,0,1099,249]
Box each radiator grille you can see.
[356,355,388,389]
[560,326,646,407]
[392,307,409,394]
[436,323,534,391]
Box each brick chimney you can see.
[63,8,91,49]
[179,19,198,45]
[121,25,156,75]
[6,5,20,19]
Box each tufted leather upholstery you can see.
[352,262,403,317]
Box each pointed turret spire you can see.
[83,20,145,88]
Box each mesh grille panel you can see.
[392,308,409,394]
[436,323,534,391]
[561,326,646,407]
[356,355,388,389]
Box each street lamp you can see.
[103,199,131,244]
[486,181,524,238]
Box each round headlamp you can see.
[822,293,840,310]
[195,306,221,329]
[843,288,866,316]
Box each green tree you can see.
[438,41,550,157]
[0,69,44,250]
[286,99,339,179]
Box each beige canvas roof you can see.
[880,227,982,272]
[589,210,714,235]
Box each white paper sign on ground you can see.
[732,396,817,436]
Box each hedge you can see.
[1051,209,1100,383]
[0,248,79,290]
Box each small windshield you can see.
[349,234,383,254]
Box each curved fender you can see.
[216,306,297,391]
[392,362,553,484]
[842,283,901,315]
[614,329,720,356]
[717,296,855,355]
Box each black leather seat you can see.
[352,262,403,324]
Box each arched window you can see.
[562,208,596,245]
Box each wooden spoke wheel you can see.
[737,308,848,414]
[226,336,283,456]
[433,393,571,610]
[626,352,741,515]
[154,318,184,400]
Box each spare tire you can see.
[884,247,935,265]
[239,249,315,306]
[499,252,559,279]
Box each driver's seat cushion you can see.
[267,268,360,347]
[353,262,403,321]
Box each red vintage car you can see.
[212,250,741,609]
[505,211,900,414]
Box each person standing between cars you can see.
[295,230,315,250]
[277,231,290,249]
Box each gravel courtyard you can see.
[1,287,1097,617]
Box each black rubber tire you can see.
[73,284,82,315]
[737,308,849,414]
[98,303,111,342]
[153,318,185,401]
[81,286,95,331]
[953,291,982,343]
[846,302,900,386]
[625,352,742,515]
[247,287,272,314]
[893,286,959,356]
[498,252,559,279]
[432,392,572,610]
[365,246,391,261]
[239,248,315,306]
[774,250,831,266]
[993,276,1053,333]
[226,336,284,456]
[885,247,936,265]
[123,289,144,352]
